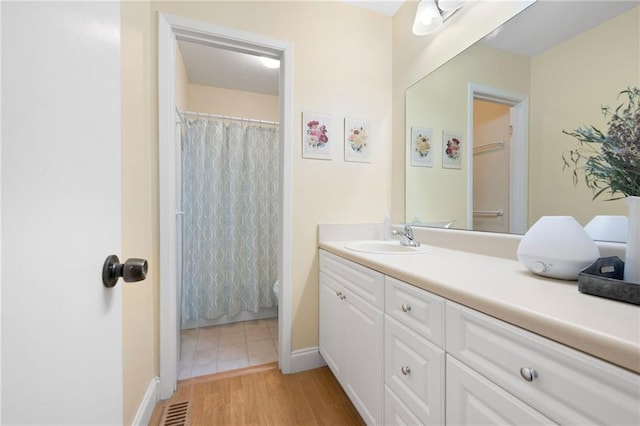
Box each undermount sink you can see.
[344,240,430,255]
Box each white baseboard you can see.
[289,346,327,373]
[132,376,160,426]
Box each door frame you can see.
[467,83,528,233]
[158,13,293,399]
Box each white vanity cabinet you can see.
[446,301,640,425]
[319,248,640,426]
[319,250,384,425]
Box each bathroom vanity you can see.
[318,242,640,425]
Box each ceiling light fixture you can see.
[437,0,466,12]
[260,56,280,69]
[412,0,443,36]
[412,0,466,36]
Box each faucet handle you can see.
[404,224,414,239]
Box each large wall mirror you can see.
[405,0,639,241]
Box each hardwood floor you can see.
[149,363,365,425]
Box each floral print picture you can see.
[410,127,433,167]
[302,112,332,160]
[442,130,462,169]
[344,118,370,163]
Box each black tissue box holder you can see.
[578,256,640,305]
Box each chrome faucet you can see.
[393,225,420,247]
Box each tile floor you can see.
[178,318,278,380]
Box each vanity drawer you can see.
[446,301,640,425]
[384,315,444,425]
[446,355,555,425]
[319,250,384,309]
[385,276,444,347]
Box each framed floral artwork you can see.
[302,112,333,160]
[344,117,370,163]
[442,130,462,169]
[410,127,433,167]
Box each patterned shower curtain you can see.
[182,119,279,321]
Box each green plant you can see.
[562,87,640,200]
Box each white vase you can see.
[624,196,640,284]
[517,216,600,280]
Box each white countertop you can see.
[319,240,640,374]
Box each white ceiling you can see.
[178,40,280,96]
[344,0,405,16]
[481,0,639,57]
[178,0,638,96]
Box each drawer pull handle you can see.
[401,366,411,376]
[520,367,538,382]
[336,291,342,298]
[401,303,412,312]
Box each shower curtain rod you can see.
[179,109,279,126]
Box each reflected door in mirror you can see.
[473,99,511,233]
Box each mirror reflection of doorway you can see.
[469,84,528,234]
[473,99,511,233]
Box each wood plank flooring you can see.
[149,363,365,425]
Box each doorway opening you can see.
[158,13,293,399]
[468,84,528,234]
[175,41,280,379]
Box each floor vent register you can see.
[160,400,191,426]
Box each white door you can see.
[2,2,123,424]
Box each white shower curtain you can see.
[182,118,279,321]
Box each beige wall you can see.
[121,1,391,422]
[121,1,156,424]
[529,6,639,225]
[392,0,534,222]
[186,84,278,121]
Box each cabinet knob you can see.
[401,366,411,376]
[336,291,342,298]
[341,294,347,300]
[519,367,538,382]
[401,303,411,312]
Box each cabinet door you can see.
[447,356,556,426]
[319,272,345,382]
[344,288,384,425]
[385,316,444,425]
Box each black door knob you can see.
[102,255,148,288]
